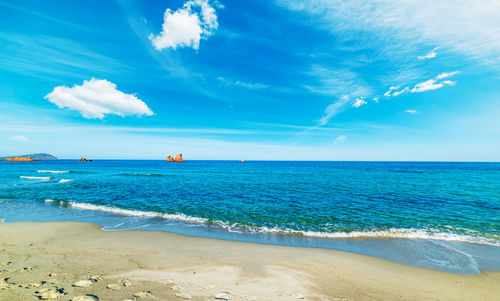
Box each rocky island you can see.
[1,153,57,161]
[78,158,92,162]
[167,154,184,162]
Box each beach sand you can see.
[0,222,499,300]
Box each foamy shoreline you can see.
[0,221,499,300]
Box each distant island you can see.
[1,153,58,161]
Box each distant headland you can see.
[1,153,58,161]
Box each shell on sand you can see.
[174,292,192,299]
[72,295,99,301]
[73,279,93,287]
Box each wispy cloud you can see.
[149,0,220,50]
[404,109,418,115]
[275,1,500,67]
[9,135,29,143]
[45,78,153,119]
[217,77,270,90]
[334,135,346,144]
[319,95,350,126]
[418,47,439,60]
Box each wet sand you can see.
[1,222,499,300]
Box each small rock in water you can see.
[73,280,93,287]
[106,283,121,291]
[133,291,152,298]
[214,292,232,300]
[174,292,192,299]
[72,295,99,301]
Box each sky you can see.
[1,0,500,160]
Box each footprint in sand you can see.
[88,275,103,282]
[73,280,93,287]
[175,292,192,299]
[133,291,152,298]
[214,292,232,300]
[72,295,99,301]
[35,287,65,300]
[286,291,305,299]
[240,295,257,301]
[19,281,45,288]
[106,283,121,291]
[171,285,184,292]
[0,278,14,290]
[121,279,133,287]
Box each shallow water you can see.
[1,160,499,274]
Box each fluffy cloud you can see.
[352,97,367,108]
[45,78,153,119]
[405,109,418,115]
[334,135,346,144]
[149,0,219,50]
[418,47,439,60]
[411,71,458,93]
[9,135,29,142]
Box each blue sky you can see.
[1,0,499,160]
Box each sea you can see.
[1,160,499,275]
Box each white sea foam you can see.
[44,199,55,203]
[58,179,73,183]
[45,201,500,247]
[20,176,51,181]
[37,170,69,174]
[67,202,208,224]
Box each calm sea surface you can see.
[1,160,499,274]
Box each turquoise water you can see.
[1,160,499,274]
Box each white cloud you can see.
[334,135,346,144]
[352,97,367,108]
[418,47,439,60]
[411,72,458,93]
[405,109,418,115]
[384,86,409,97]
[436,71,459,79]
[149,0,219,50]
[392,86,409,96]
[9,135,29,142]
[45,78,153,119]
[319,95,350,126]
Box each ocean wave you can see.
[58,179,73,183]
[66,202,207,224]
[20,176,51,181]
[42,201,500,246]
[37,170,69,174]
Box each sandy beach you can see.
[0,222,498,300]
